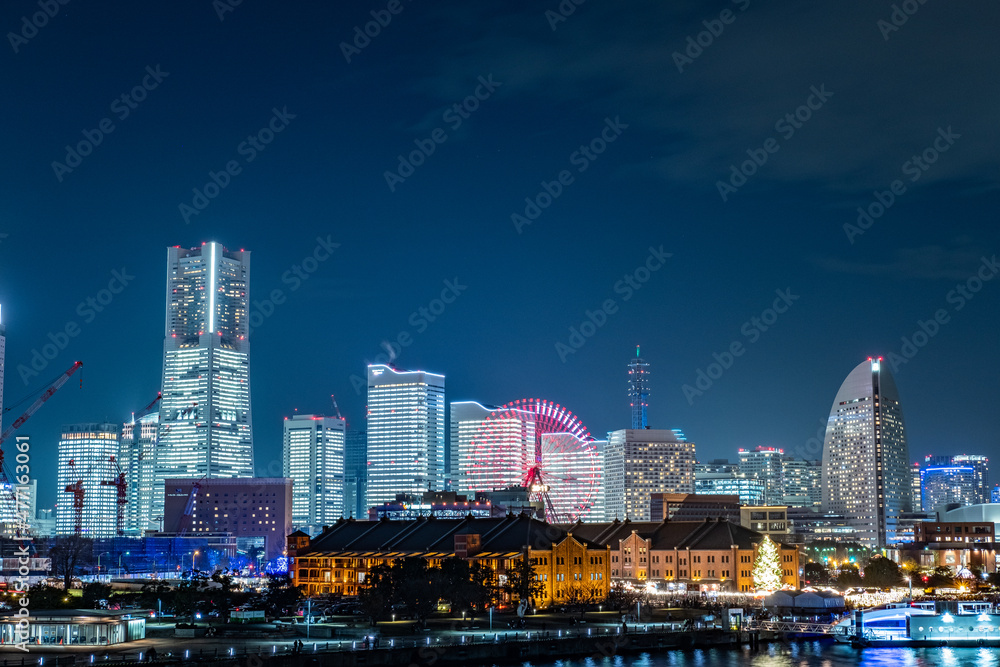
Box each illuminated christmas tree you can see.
[752,535,783,592]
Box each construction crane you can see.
[63,460,85,537]
[100,456,128,537]
[0,362,83,467]
[330,394,343,419]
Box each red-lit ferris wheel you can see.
[468,398,599,523]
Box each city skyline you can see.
[0,1,997,512]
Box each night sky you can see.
[1,1,998,511]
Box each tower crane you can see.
[330,394,343,420]
[63,459,85,537]
[100,456,128,537]
[0,362,83,468]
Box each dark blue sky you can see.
[1,0,998,510]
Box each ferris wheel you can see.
[468,398,599,523]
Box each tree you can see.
[81,582,112,609]
[752,536,783,592]
[260,575,303,619]
[836,564,863,588]
[603,581,646,613]
[358,562,392,625]
[48,536,93,590]
[26,584,74,609]
[803,562,828,585]
[862,556,903,589]
[502,555,543,606]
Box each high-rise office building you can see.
[627,346,650,430]
[921,464,977,512]
[738,446,785,506]
[365,364,445,508]
[604,429,696,521]
[694,466,765,505]
[451,401,535,494]
[120,412,159,534]
[951,455,989,504]
[821,358,911,548]
[782,458,822,508]
[56,423,120,537]
[283,414,345,534]
[344,430,366,519]
[155,243,254,528]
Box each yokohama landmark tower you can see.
[153,243,254,527]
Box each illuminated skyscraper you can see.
[604,429,696,521]
[821,358,911,548]
[627,346,650,430]
[951,455,989,504]
[154,243,253,528]
[451,401,535,494]
[56,423,120,537]
[365,365,445,508]
[738,446,785,506]
[283,414,345,535]
[344,430,367,519]
[120,412,159,534]
[921,464,977,511]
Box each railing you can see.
[744,620,840,634]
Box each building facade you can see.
[566,518,800,593]
[738,447,785,506]
[119,412,158,535]
[821,358,911,548]
[344,430,366,519]
[365,365,445,507]
[921,463,978,512]
[56,423,120,537]
[694,465,766,505]
[155,243,254,528]
[162,477,292,562]
[452,401,535,494]
[283,414,345,535]
[604,429,696,521]
[292,514,611,606]
[951,455,989,504]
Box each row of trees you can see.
[358,558,540,625]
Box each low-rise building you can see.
[564,517,800,592]
[291,514,611,607]
[899,521,997,573]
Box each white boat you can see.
[833,601,1000,645]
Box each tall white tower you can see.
[0,304,6,435]
[365,365,445,508]
[154,243,253,528]
[821,357,911,548]
[283,414,346,535]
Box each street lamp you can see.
[97,552,110,582]
[192,550,199,573]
